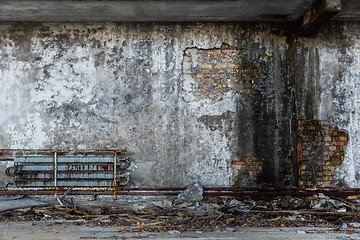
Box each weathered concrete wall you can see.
[296,22,360,188]
[2,21,360,189]
[0,23,291,188]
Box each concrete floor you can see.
[0,221,358,240]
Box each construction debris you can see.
[0,193,360,233]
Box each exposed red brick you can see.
[324,136,332,141]
[232,157,262,177]
[329,146,336,151]
[340,136,348,141]
[193,46,261,99]
[231,165,241,170]
[197,83,208,89]
[296,120,348,188]
[232,161,246,165]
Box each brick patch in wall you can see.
[182,44,260,102]
[297,120,348,188]
[232,156,262,176]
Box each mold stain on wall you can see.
[182,34,290,187]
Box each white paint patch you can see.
[6,113,47,149]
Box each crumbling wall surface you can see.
[296,22,360,188]
[0,23,290,187]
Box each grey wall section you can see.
[0,23,291,188]
[297,22,360,188]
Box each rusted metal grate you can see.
[0,149,129,199]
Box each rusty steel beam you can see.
[0,149,127,153]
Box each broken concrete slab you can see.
[132,199,173,210]
[176,183,203,202]
[0,196,48,213]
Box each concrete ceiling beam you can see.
[0,0,318,22]
[296,0,343,36]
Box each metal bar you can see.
[204,187,298,192]
[122,187,186,191]
[16,157,115,164]
[59,186,74,200]
[206,187,360,192]
[1,187,360,193]
[113,152,117,200]
[0,189,359,196]
[1,186,360,197]
[0,187,114,191]
[54,152,57,199]
[0,158,14,161]
[0,190,182,196]
[0,149,126,153]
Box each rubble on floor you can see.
[176,183,204,203]
[0,196,48,213]
[0,193,360,234]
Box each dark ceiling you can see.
[0,0,358,22]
